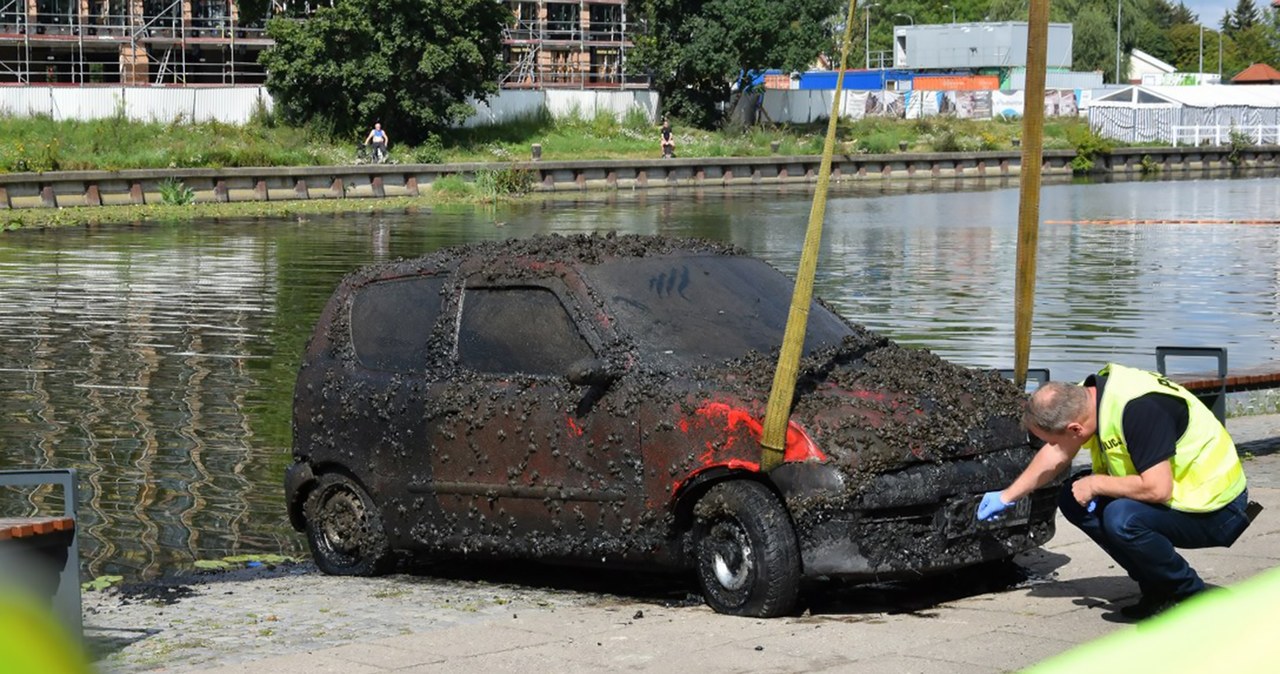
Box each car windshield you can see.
[584,255,854,368]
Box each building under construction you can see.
[501,0,644,89]
[0,0,644,88]
[0,0,270,85]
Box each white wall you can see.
[0,86,660,128]
[461,89,659,127]
[0,87,273,123]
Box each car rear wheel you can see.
[691,481,801,617]
[304,473,393,576]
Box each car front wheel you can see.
[691,481,801,617]
[304,473,393,576]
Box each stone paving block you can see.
[321,641,441,669]
[191,651,383,674]
[949,604,1127,645]
[834,654,997,674]
[395,641,605,673]
[920,629,1078,669]
[372,623,555,658]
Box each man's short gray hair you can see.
[1023,381,1090,433]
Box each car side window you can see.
[457,286,593,376]
[350,276,445,372]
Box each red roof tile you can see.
[1232,63,1280,83]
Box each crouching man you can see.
[978,363,1255,620]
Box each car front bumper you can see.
[775,446,1060,579]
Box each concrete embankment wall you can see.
[1,146,1276,210]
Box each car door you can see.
[425,272,641,560]
[338,273,451,548]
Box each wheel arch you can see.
[670,466,794,552]
[286,460,377,532]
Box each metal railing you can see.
[1172,125,1280,147]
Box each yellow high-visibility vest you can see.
[1082,363,1245,512]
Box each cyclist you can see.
[363,122,389,163]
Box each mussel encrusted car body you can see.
[286,234,1058,616]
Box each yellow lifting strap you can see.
[759,0,859,470]
[1014,0,1050,390]
[761,0,1051,467]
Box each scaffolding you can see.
[0,0,270,85]
[501,0,647,89]
[0,0,648,89]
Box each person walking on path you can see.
[977,363,1257,620]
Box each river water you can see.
[2,175,1279,580]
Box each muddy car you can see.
[285,233,1058,618]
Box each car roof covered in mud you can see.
[341,232,745,286]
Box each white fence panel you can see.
[762,90,834,124]
[121,87,197,122]
[49,87,121,120]
[463,89,659,127]
[193,87,269,123]
[463,90,545,127]
[0,87,55,117]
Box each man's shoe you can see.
[1119,589,1201,620]
[1119,593,1176,620]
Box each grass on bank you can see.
[0,107,1098,174]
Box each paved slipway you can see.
[85,415,1280,674]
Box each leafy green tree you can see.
[1167,22,1220,72]
[630,0,843,128]
[1071,7,1119,80]
[1228,24,1278,73]
[260,0,509,143]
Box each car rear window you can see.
[350,276,445,372]
[457,286,593,376]
[584,255,853,368]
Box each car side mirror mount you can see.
[566,358,616,387]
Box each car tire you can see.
[304,473,394,576]
[691,481,801,617]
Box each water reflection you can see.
[1,176,1278,580]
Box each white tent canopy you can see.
[1088,85,1280,144]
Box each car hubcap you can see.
[710,524,752,591]
[321,489,365,555]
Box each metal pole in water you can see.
[1013,0,1050,389]
[760,0,858,471]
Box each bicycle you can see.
[356,142,389,165]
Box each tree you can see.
[1228,24,1278,74]
[1071,7,1119,81]
[260,0,509,143]
[630,0,843,128]
[1169,1,1198,26]
[1167,22,1213,71]
[1225,0,1261,36]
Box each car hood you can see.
[699,328,1028,474]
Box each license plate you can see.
[947,494,1033,539]
[976,496,1032,529]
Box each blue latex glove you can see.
[977,491,1014,521]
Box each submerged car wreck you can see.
[285,233,1057,617]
